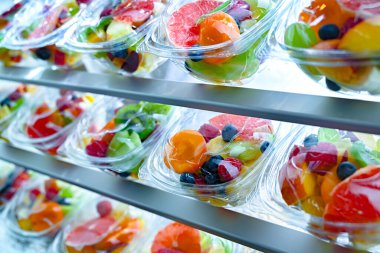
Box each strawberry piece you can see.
[198,123,220,142]
[86,140,108,157]
[113,0,154,27]
[218,158,241,182]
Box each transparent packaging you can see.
[258,126,380,250]
[133,217,252,253]
[63,0,166,76]
[0,161,30,211]
[62,97,179,176]
[3,0,92,68]
[49,195,155,253]
[6,88,96,155]
[0,84,38,140]
[143,0,289,84]
[0,0,29,67]
[143,110,286,207]
[265,0,380,95]
[4,176,84,239]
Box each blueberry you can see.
[203,155,224,174]
[326,79,341,91]
[112,49,128,59]
[222,124,238,142]
[121,51,139,73]
[337,162,357,180]
[318,24,340,40]
[188,44,203,62]
[260,141,271,153]
[303,134,318,148]
[35,47,52,60]
[0,97,11,107]
[205,174,220,185]
[180,173,196,184]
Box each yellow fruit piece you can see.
[83,95,95,103]
[339,17,380,51]
[301,196,325,217]
[18,218,32,231]
[206,136,228,155]
[302,170,318,197]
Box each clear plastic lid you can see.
[0,84,37,134]
[62,97,179,176]
[5,176,84,238]
[4,0,94,50]
[0,161,30,210]
[0,0,30,42]
[49,195,155,253]
[134,218,252,253]
[143,110,285,207]
[265,0,380,93]
[6,88,95,155]
[259,126,380,250]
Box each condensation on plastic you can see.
[0,162,24,211]
[62,0,166,76]
[263,0,380,94]
[3,176,85,239]
[62,97,180,175]
[142,109,290,207]
[256,125,380,251]
[142,0,290,84]
[49,194,156,253]
[6,88,96,155]
[131,217,253,253]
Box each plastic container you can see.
[0,161,30,211]
[143,0,288,84]
[0,84,37,140]
[4,177,84,239]
[62,97,178,177]
[259,126,380,250]
[63,0,166,76]
[3,0,93,68]
[144,110,284,207]
[49,195,154,253]
[134,218,252,253]
[0,0,29,66]
[6,88,95,155]
[266,0,380,95]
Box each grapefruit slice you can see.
[112,0,154,27]
[151,222,201,253]
[209,114,273,138]
[29,6,63,39]
[337,0,380,16]
[324,166,380,224]
[167,0,221,47]
[66,217,117,247]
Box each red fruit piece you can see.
[194,174,206,185]
[289,145,307,160]
[157,249,183,253]
[305,142,338,175]
[56,96,73,111]
[198,123,220,142]
[86,140,108,157]
[324,166,380,225]
[35,103,51,115]
[9,91,22,101]
[29,188,42,200]
[218,158,241,182]
[167,0,221,47]
[2,188,17,200]
[113,0,154,27]
[12,171,30,188]
[54,49,66,66]
[338,0,380,15]
[29,6,63,39]
[96,200,113,217]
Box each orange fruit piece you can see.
[320,167,341,204]
[164,130,208,174]
[199,12,240,64]
[29,201,64,232]
[66,245,97,253]
[151,222,201,253]
[100,118,116,144]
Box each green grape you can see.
[285,22,317,48]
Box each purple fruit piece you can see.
[121,51,140,73]
[9,91,22,101]
[77,0,92,4]
[341,18,363,36]
[100,8,113,17]
[56,96,73,111]
[227,8,252,22]
[86,140,108,157]
[305,142,338,175]
[198,123,220,142]
[229,0,251,11]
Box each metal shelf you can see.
[0,66,380,135]
[0,143,362,253]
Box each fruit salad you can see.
[147,112,276,206]
[144,0,284,84]
[0,162,30,210]
[51,198,148,253]
[278,0,380,94]
[4,0,90,68]
[0,0,26,66]
[7,178,81,237]
[65,0,165,75]
[265,127,380,249]
[0,85,36,138]
[64,97,174,176]
[7,89,95,155]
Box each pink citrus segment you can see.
[29,6,63,39]
[167,0,221,47]
[113,0,154,27]
[338,0,380,15]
